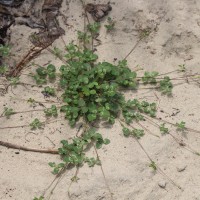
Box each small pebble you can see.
[158,181,167,189]
[177,165,187,172]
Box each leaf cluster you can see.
[7,77,20,86]
[30,118,43,130]
[122,99,157,124]
[32,42,162,127]
[122,127,144,139]
[78,31,91,43]
[49,128,110,174]
[149,161,157,171]
[176,121,186,131]
[3,107,15,119]
[178,64,186,72]
[159,123,169,134]
[0,45,10,57]
[104,17,115,32]
[142,72,173,95]
[42,86,55,97]
[0,66,8,75]
[159,76,173,95]
[44,105,58,117]
[87,22,100,36]
[53,47,63,58]
[34,64,56,85]
[49,43,137,126]
[142,71,159,84]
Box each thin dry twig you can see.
[123,38,143,60]
[0,140,58,154]
[119,119,182,190]
[67,166,80,199]
[44,164,69,199]
[93,145,114,200]
[142,115,200,156]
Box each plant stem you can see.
[93,145,114,200]
[0,140,58,154]
[123,38,143,60]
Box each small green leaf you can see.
[36,67,47,77]
[30,118,43,130]
[42,86,55,96]
[159,76,173,95]
[87,113,97,121]
[3,107,15,119]
[90,89,96,94]
[159,123,169,134]
[178,64,186,72]
[44,105,58,117]
[99,107,110,120]
[122,127,131,137]
[53,167,60,174]
[87,22,101,35]
[48,162,56,167]
[48,72,56,79]
[82,86,90,96]
[96,142,102,149]
[27,98,35,103]
[176,121,186,131]
[78,99,86,107]
[47,64,56,73]
[81,106,88,113]
[132,129,144,139]
[149,161,157,171]
[104,17,115,31]
[33,75,47,85]
[77,31,91,43]
[104,138,110,145]
[142,71,159,84]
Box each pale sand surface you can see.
[1,0,200,199]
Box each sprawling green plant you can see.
[33,42,170,127]
[18,21,194,198]
[30,23,175,176]
[29,29,177,195]
[0,9,198,200]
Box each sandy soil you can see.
[1,0,200,199]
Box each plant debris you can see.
[0,0,64,47]
[30,0,65,47]
[0,7,13,45]
[0,0,25,7]
[85,3,112,22]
